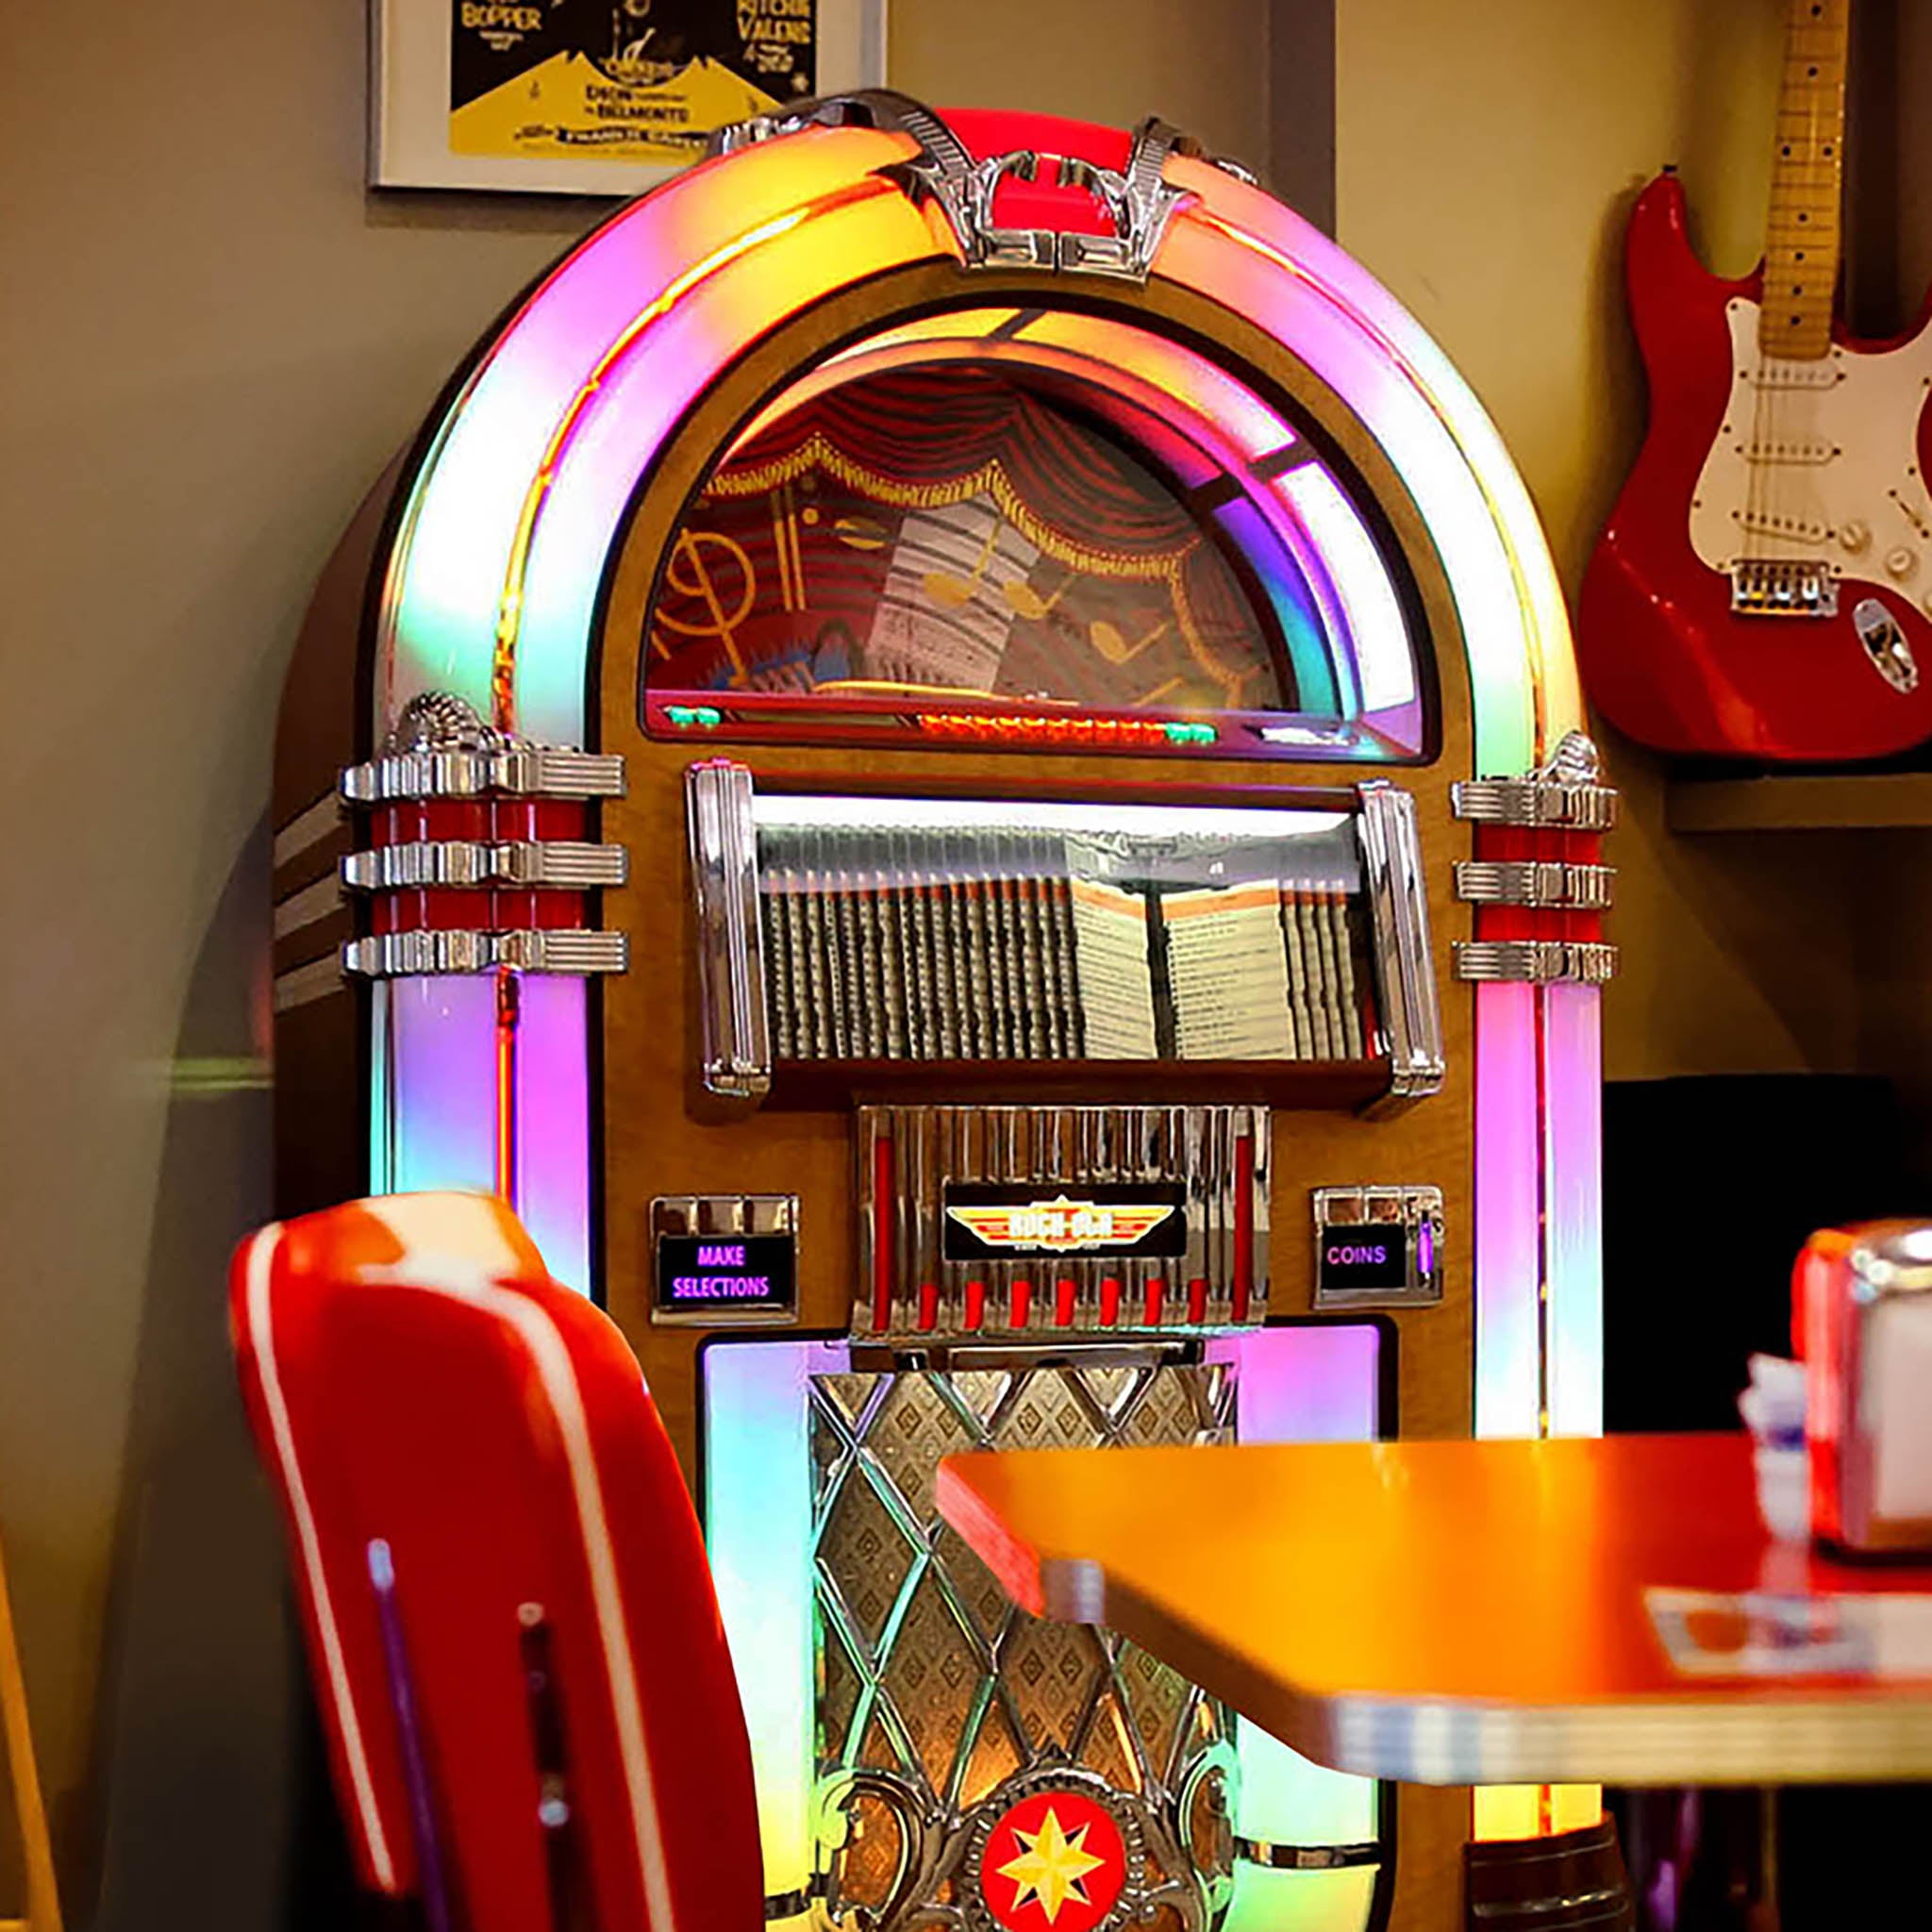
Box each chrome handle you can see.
[685,760,770,1102]
[1357,782,1445,1109]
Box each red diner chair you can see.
[229,1191,762,1932]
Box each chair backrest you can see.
[230,1192,762,1932]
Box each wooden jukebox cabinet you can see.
[272,101,1617,1932]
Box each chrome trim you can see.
[272,791,341,870]
[1452,730,1618,830]
[342,691,627,801]
[856,1103,1270,1338]
[273,872,344,941]
[1454,941,1619,986]
[1233,1839,1381,1872]
[706,86,927,155]
[1731,557,1839,619]
[731,92,1193,281]
[1819,1224,1932,1551]
[1034,1554,1114,1624]
[648,1193,799,1328]
[1452,777,1618,829]
[1316,1684,1932,1786]
[1011,1540,1932,1784]
[1854,595,1920,692]
[1454,859,1615,910]
[341,840,628,891]
[685,759,771,1101]
[927,116,1190,280]
[341,929,628,978]
[655,1192,797,1236]
[1311,1184,1444,1309]
[340,743,625,805]
[1011,1539,1932,1782]
[273,953,345,1014]
[1356,783,1445,1109]
[1544,729,1606,785]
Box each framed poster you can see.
[371,0,890,194]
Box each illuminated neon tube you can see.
[701,1337,828,1917]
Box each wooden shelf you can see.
[764,1057,1391,1112]
[1668,773,1932,833]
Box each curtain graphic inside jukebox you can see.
[272,98,1617,1932]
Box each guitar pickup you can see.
[1730,558,1839,618]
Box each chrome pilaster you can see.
[1452,733,1621,987]
[1356,782,1445,1109]
[685,759,772,1102]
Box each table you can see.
[934,1432,1932,1788]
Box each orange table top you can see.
[934,1432,1932,1786]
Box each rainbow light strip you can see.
[358,112,1604,1855]
[1206,1324,1384,1929]
[701,1338,825,1918]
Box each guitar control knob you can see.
[1840,520,1872,553]
[1886,546,1918,580]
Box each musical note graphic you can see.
[1089,616,1171,665]
[923,509,1008,608]
[1004,574,1074,622]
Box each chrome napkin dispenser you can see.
[1796,1221,1932,1555]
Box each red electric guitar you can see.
[1579,0,1932,761]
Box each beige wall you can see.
[1337,0,1873,1083]
[0,6,597,1917]
[896,0,1270,160]
[0,3,1270,1924]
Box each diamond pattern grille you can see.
[809,1356,1236,1928]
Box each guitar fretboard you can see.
[1760,0,1850,359]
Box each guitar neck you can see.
[1760,0,1851,358]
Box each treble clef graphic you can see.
[650,527,757,681]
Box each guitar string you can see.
[1747,1,1840,582]
[1757,12,1801,573]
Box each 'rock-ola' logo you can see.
[945,1195,1177,1254]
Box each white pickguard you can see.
[1689,297,1932,610]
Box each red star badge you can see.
[978,1788,1127,1932]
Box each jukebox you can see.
[270,98,1616,1932]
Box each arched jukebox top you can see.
[275,92,1610,1422]
[270,95,1619,1932]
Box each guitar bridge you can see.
[1730,559,1839,617]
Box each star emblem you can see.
[996,1806,1108,1924]
[977,1784,1130,1932]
